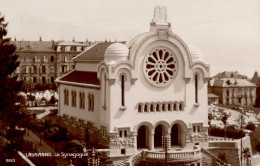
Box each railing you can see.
[126,151,144,166]
[201,147,230,166]
[145,146,201,161]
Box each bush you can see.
[209,125,245,139]
[50,109,58,116]
[256,142,260,152]
[246,122,256,131]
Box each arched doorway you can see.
[137,125,148,149]
[154,125,163,147]
[171,124,179,146]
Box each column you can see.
[149,134,154,151]
[133,134,137,152]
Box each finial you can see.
[72,37,75,42]
[152,6,168,25]
[39,37,42,42]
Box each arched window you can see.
[138,104,142,112]
[195,74,199,103]
[173,103,177,111]
[150,104,154,112]
[144,104,148,112]
[156,104,160,112]
[168,103,171,111]
[121,74,125,107]
[103,74,107,110]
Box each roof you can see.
[213,71,247,79]
[74,42,114,61]
[210,78,256,88]
[208,93,219,98]
[74,42,126,61]
[59,71,100,85]
[12,41,54,52]
[57,42,87,46]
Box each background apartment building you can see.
[13,38,96,89]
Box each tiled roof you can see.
[59,71,100,85]
[211,78,256,87]
[12,41,54,52]
[213,71,247,79]
[74,42,114,61]
[74,41,126,61]
[57,42,87,46]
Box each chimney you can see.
[39,37,42,42]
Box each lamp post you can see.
[162,135,170,166]
[240,114,243,166]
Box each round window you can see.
[143,48,177,87]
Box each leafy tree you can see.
[221,112,228,138]
[254,86,260,107]
[49,95,57,106]
[208,112,214,125]
[218,153,227,163]
[246,122,256,131]
[242,147,251,166]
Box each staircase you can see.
[201,148,229,166]
[117,155,133,166]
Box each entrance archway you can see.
[154,125,163,147]
[137,125,148,149]
[171,124,179,145]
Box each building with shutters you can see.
[208,71,256,106]
[13,39,96,89]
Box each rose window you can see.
[143,48,177,87]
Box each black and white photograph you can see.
[0,0,260,165]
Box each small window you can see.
[121,148,126,155]
[156,104,160,112]
[168,104,171,111]
[33,77,37,83]
[124,130,127,137]
[50,77,54,83]
[193,126,196,132]
[174,103,177,111]
[144,104,148,112]
[162,104,166,111]
[42,77,46,83]
[138,104,142,112]
[119,130,123,137]
[150,104,154,112]
[50,56,54,62]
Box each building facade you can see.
[208,71,256,106]
[56,6,210,165]
[13,39,95,89]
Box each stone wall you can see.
[57,115,109,148]
[207,136,252,166]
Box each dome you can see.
[104,43,129,61]
[187,44,204,62]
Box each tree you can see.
[218,153,227,163]
[0,13,22,128]
[221,112,228,138]
[0,13,24,159]
[254,86,260,107]
[246,122,256,131]
[208,112,214,125]
[242,147,251,166]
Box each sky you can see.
[1,0,260,77]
